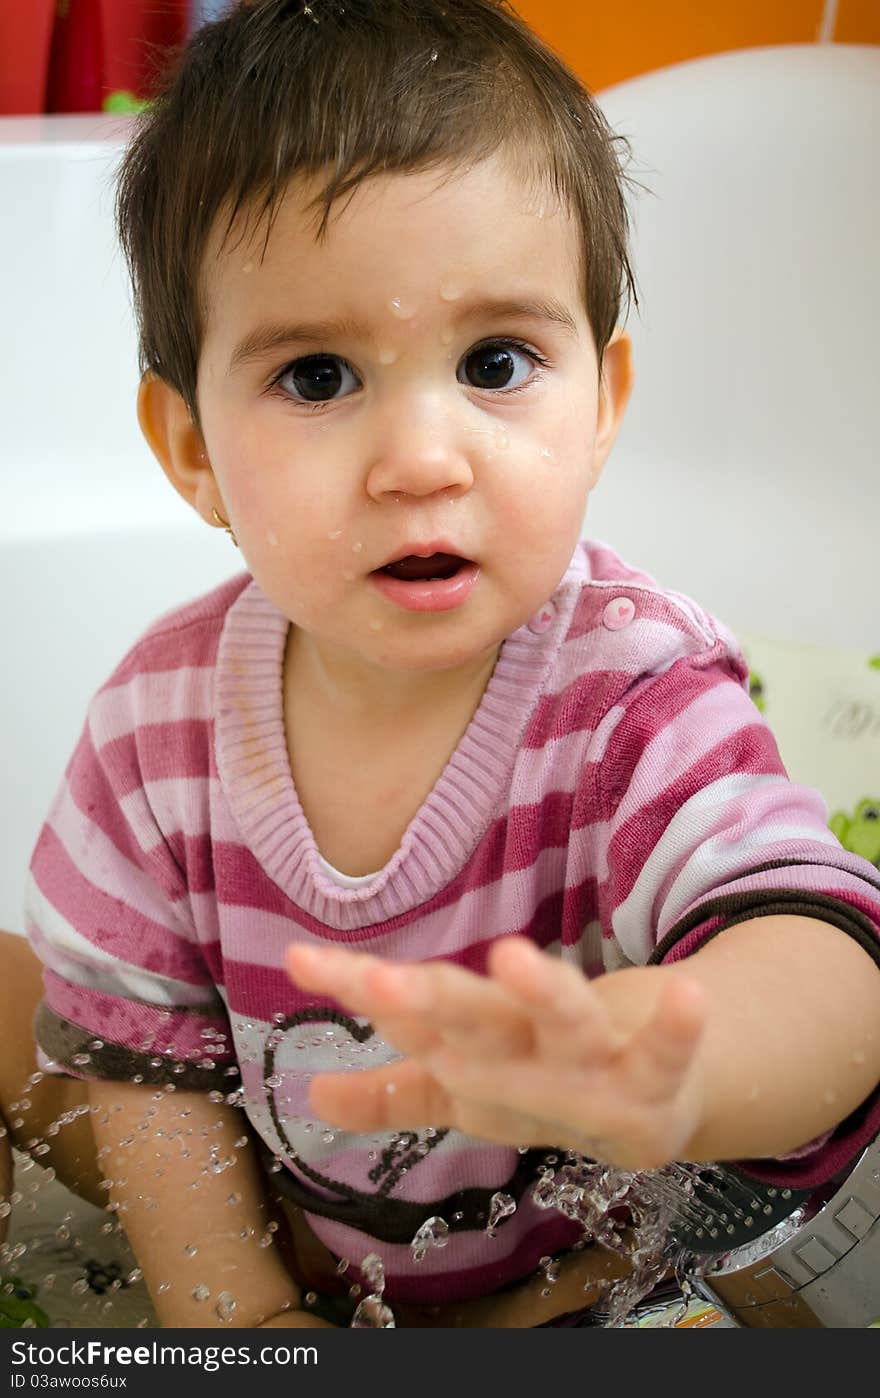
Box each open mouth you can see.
[378,552,468,582]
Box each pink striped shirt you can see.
[26,540,880,1304]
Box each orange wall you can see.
[514,0,875,92]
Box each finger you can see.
[488,938,622,1065]
[286,943,381,1017]
[288,946,528,1053]
[309,1058,555,1146]
[620,976,707,1102]
[369,959,536,1057]
[308,1057,454,1132]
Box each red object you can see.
[100,0,187,104]
[0,0,55,114]
[46,0,104,113]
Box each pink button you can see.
[528,600,556,634]
[602,596,635,630]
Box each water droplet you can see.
[350,1295,395,1327]
[368,618,384,632]
[336,1257,350,1275]
[341,568,356,582]
[410,1216,449,1261]
[486,1191,517,1235]
[327,529,343,541]
[378,347,398,365]
[439,281,463,301]
[71,1053,91,1067]
[215,1291,236,1322]
[265,1074,283,1089]
[191,1284,211,1302]
[351,540,363,553]
[184,1243,198,1257]
[389,297,416,320]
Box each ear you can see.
[137,374,225,526]
[592,331,634,481]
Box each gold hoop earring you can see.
[211,507,238,548]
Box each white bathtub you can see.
[2,44,878,933]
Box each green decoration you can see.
[102,91,151,115]
[0,1276,50,1328]
[829,798,880,869]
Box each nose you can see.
[364,395,475,502]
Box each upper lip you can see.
[374,540,473,570]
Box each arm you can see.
[607,913,880,1163]
[89,1079,335,1329]
[285,917,880,1172]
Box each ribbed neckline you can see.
[214,549,590,931]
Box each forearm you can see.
[601,915,880,1163]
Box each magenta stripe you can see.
[99,720,214,786]
[41,969,232,1060]
[309,1204,584,1304]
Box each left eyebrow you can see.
[227,295,580,372]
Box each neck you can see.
[285,627,501,725]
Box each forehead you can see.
[200,154,588,344]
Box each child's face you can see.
[194,152,629,675]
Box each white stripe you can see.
[612,773,837,962]
[119,776,213,854]
[90,666,215,746]
[47,780,196,939]
[26,878,217,1008]
[612,680,768,832]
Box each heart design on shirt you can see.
[258,1005,549,1245]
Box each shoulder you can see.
[86,572,253,747]
[568,538,748,681]
[541,541,750,736]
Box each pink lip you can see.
[370,561,480,612]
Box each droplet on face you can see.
[242,261,254,275]
[351,541,363,553]
[327,529,343,541]
[341,569,356,582]
[439,281,463,302]
[368,618,384,632]
[389,296,416,320]
[378,347,398,365]
[191,1284,211,1302]
[267,531,279,548]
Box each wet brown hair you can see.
[116,0,636,425]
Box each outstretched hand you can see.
[286,938,708,1171]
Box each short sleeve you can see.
[593,618,880,1184]
[26,683,236,1094]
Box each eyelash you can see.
[266,337,551,411]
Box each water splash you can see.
[349,1251,395,1328]
[410,1215,450,1262]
